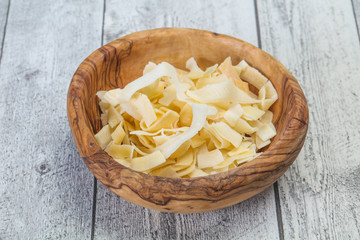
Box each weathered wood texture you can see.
[0,0,103,238]
[102,0,258,45]
[0,0,9,59]
[353,0,360,38]
[257,0,360,239]
[1,0,359,239]
[95,186,276,240]
[93,0,277,238]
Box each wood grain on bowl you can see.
[67,28,308,213]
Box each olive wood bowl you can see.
[67,28,309,213]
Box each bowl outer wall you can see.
[67,28,309,213]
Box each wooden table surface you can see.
[0,0,359,239]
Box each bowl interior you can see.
[83,29,287,136]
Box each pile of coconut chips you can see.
[94,57,278,178]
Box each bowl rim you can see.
[67,27,309,210]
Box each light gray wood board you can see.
[352,0,360,38]
[102,0,258,46]
[94,0,279,239]
[0,0,9,58]
[95,185,277,240]
[257,0,360,239]
[0,0,103,238]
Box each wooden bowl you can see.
[67,28,308,213]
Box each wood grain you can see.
[257,0,360,239]
[94,1,280,238]
[95,185,277,240]
[102,0,258,46]
[67,27,308,216]
[1,0,360,238]
[0,0,103,238]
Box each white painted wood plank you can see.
[0,0,9,58]
[103,0,259,46]
[257,0,360,239]
[96,185,277,239]
[94,1,279,239]
[0,0,103,238]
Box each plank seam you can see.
[91,1,106,239]
[274,182,285,240]
[254,0,262,49]
[351,0,360,43]
[101,0,106,46]
[254,1,284,239]
[91,177,98,240]
[0,0,11,66]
